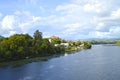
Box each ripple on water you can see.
[19,76,32,80]
[48,65,54,69]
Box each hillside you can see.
[0,35,3,38]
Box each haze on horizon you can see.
[0,0,120,40]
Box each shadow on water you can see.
[0,56,54,68]
[0,51,80,68]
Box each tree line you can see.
[0,30,91,62]
[90,40,117,44]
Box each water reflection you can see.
[0,51,77,68]
[0,45,120,80]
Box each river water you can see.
[0,45,120,80]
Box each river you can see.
[0,45,120,80]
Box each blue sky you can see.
[0,0,120,40]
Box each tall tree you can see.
[33,30,42,40]
[33,30,43,55]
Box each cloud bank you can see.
[0,0,120,39]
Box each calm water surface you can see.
[0,45,120,80]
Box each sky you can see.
[0,0,120,40]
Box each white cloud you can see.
[56,4,80,12]
[9,31,17,36]
[110,27,120,34]
[110,9,120,20]
[95,22,105,30]
[1,0,120,39]
[64,23,82,34]
[0,11,42,37]
[98,8,120,22]
[83,3,104,13]
[1,15,15,30]
[95,31,110,38]
[0,13,3,19]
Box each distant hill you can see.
[89,39,118,44]
[85,38,120,41]
[0,35,3,38]
[83,38,120,44]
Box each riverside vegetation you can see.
[0,30,91,62]
[117,40,120,46]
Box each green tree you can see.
[0,38,11,61]
[117,40,120,46]
[75,41,81,46]
[83,41,91,49]
[33,30,43,55]
[41,38,52,55]
[33,30,42,40]
[50,36,61,45]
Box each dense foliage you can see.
[0,30,91,62]
[0,30,64,62]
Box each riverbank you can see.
[0,47,92,67]
[0,30,91,63]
